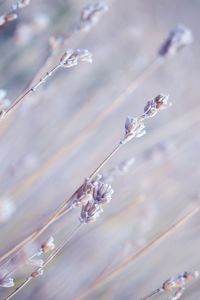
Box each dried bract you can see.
[73,178,94,207]
[31,268,44,278]
[159,25,193,57]
[79,202,103,224]
[79,1,108,31]
[121,116,146,144]
[60,49,92,68]
[93,181,114,205]
[41,236,55,253]
[143,94,171,118]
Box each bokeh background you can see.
[0,0,200,299]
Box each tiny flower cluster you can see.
[79,1,108,32]
[121,94,171,145]
[159,24,193,58]
[143,271,199,300]
[162,271,199,291]
[60,49,92,68]
[73,175,114,224]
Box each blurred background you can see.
[0,0,200,299]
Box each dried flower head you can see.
[93,181,114,205]
[79,202,103,224]
[159,25,193,57]
[79,1,108,31]
[121,116,146,144]
[183,271,199,281]
[73,178,95,207]
[143,94,171,118]
[60,49,92,68]
[161,271,199,295]
[143,270,199,300]
[41,236,55,253]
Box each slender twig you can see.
[74,207,199,300]
[90,143,123,179]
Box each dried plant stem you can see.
[90,143,122,179]
[142,288,163,300]
[3,64,61,117]
[5,277,32,300]
[75,207,199,300]
[5,223,82,300]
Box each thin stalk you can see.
[44,223,82,267]
[4,64,61,117]
[90,143,122,179]
[4,223,82,300]
[75,207,199,300]
[5,277,32,300]
[141,288,163,300]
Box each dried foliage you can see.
[0,1,199,300]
